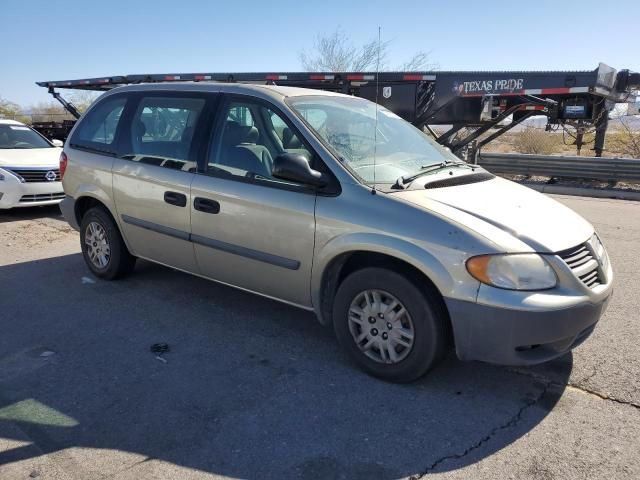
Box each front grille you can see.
[557,242,603,288]
[6,168,61,183]
[19,192,65,203]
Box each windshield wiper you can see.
[393,161,474,189]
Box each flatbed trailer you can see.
[31,119,76,141]
[36,63,639,157]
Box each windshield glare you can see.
[287,95,459,183]
[0,124,52,149]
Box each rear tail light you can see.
[59,151,68,179]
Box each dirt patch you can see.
[2,219,76,249]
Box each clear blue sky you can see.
[3,0,639,107]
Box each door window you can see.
[124,96,205,171]
[227,105,255,127]
[207,99,314,183]
[268,112,309,158]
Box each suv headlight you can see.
[466,254,557,290]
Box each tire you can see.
[80,206,136,280]
[333,267,448,383]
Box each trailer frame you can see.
[36,64,639,157]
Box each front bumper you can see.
[446,292,611,365]
[0,177,64,209]
[446,235,614,366]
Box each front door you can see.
[190,96,317,307]
[112,93,209,272]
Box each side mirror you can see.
[272,153,327,188]
[51,139,64,147]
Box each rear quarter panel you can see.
[63,147,116,225]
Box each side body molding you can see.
[120,215,301,271]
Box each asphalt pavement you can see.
[0,195,638,480]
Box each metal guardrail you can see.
[477,153,640,182]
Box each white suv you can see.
[0,119,64,209]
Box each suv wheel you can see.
[333,267,448,383]
[80,206,136,280]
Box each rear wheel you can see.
[333,267,448,383]
[80,206,135,280]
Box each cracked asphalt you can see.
[0,194,638,479]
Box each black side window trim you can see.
[200,93,340,196]
[70,144,119,157]
[199,166,319,194]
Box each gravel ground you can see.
[504,174,640,193]
[0,195,638,480]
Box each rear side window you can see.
[123,96,205,171]
[71,96,126,152]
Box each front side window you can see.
[123,96,205,171]
[227,105,254,127]
[207,99,313,184]
[72,96,126,151]
[0,124,52,149]
[287,95,460,184]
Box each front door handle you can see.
[164,191,187,207]
[194,197,220,214]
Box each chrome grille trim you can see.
[557,238,604,288]
[559,244,590,267]
[4,168,61,183]
[19,192,65,203]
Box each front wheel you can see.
[80,206,136,280]
[333,267,448,383]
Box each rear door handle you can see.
[194,197,220,214]
[164,191,187,207]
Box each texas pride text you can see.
[455,78,524,95]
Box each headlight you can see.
[466,254,557,290]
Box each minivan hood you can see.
[0,147,60,167]
[391,176,593,253]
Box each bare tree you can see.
[70,91,100,113]
[24,101,73,123]
[398,51,438,71]
[0,97,20,118]
[300,28,436,72]
[0,91,98,124]
[608,118,640,158]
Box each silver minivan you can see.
[59,83,613,382]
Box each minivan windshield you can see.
[0,124,52,149]
[287,95,460,184]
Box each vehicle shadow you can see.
[0,253,572,479]
[0,205,63,224]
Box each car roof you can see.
[103,82,351,102]
[0,119,26,126]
